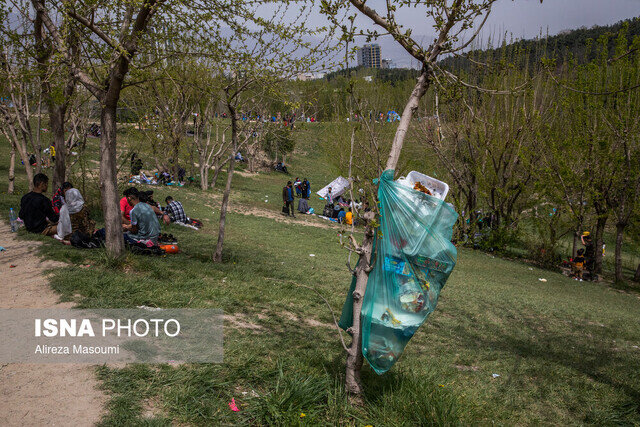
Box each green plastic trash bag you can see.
[360,169,458,374]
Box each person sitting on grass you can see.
[275,161,289,174]
[122,189,160,245]
[55,188,95,242]
[139,191,171,224]
[120,187,137,225]
[345,207,353,226]
[19,173,59,236]
[164,196,188,223]
[52,181,73,215]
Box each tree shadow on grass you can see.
[444,306,640,410]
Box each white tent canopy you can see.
[317,176,350,199]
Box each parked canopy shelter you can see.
[317,176,350,199]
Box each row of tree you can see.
[325,23,640,283]
[1,0,333,261]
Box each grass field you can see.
[1,124,640,425]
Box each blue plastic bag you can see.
[340,170,458,374]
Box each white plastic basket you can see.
[397,171,449,201]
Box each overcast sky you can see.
[346,0,640,67]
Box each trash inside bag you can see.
[339,169,458,374]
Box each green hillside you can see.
[440,16,640,72]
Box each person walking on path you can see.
[282,181,295,217]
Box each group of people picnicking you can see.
[118,188,198,247]
[19,174,93,241]
[281,177,370,226]
[213,111,318,125]
[282,177,311,217]
[129,153,189,186]
[323,186,370,226]
[18,172,197,251]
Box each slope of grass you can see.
[1,125,639,425]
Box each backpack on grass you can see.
[70,230,103,249]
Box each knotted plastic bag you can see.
[339,169,458,374]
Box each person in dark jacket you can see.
[19,173,59,236]
[302,178,310,199]
[282,181,295,217]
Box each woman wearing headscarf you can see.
[51,182,73,215]
[55,188,95,240]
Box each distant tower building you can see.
[357,44,381,68]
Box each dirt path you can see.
[0,222,107,427]
[233,206,340,230]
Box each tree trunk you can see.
[100,103,125,257]
[248,152,255,173]
[614,222,626,283]
[199,162,209,191]
[466,185,477,237]
[572,230,579,259]
[212,155,234,263]
[346,69,431,396]
[345,215,375,395]
[594,214,607,276]
[33,0,46,174]
[213,100,240,262]
[172,141,180,183]
[211,157,222,188]
[385,70,430,170]
[189,141,195,179]
[634,263,640,282]
[3,125,35,190]
[50,105,67,190]
[20,148,35,191]
[8,142,16,194]
[34,95,43,173]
